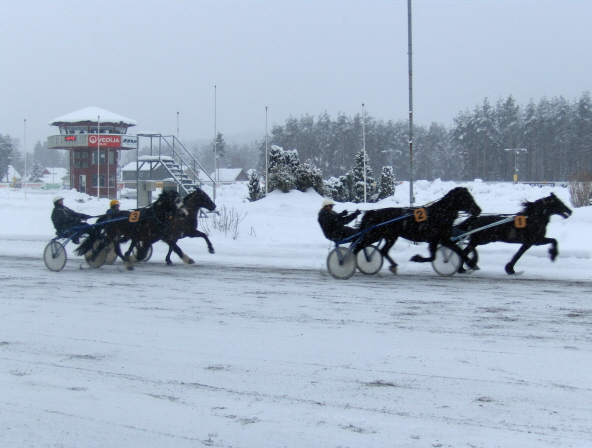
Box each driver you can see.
[318,198,361,242]
[51,196,92,244]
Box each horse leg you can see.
[505,244,532,274]
[170,242,195,265]
[544,237,559,261]
[457,242,479,274]
[189,230,215,254]
[113,240,135,270]
[411,241,439,263]
[379,238,398,274]
[165,246,174,265]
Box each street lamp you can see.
[362,103,367,203]
[504,148,527,183]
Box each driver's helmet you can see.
[53,195,64,204]
[322,199,336,207]
[110,199,120,208]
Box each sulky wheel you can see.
[85,240,108,268]
[327,247,357,280]
[132,242,153,262]
[432,244,463,277]
[104,244,118,265]
[44,241,67,272]
[356,245,383,275]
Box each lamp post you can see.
[362,103,367,203]
[265,106,268,195]
[504,148,527,183]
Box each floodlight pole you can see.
[362,103,367,203]
[265,106,268,195]
[97,116,100,200]
[504,148,527,183]
[407,0,414,207]
[23,118,27,200]
[213,85,217,202]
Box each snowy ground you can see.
[1,180,592,447]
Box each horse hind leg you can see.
[170,243,194,265]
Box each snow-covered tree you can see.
[247,171,264,202]
[28,161,44,182]
[351,149,376,203]
[377,166,395,200]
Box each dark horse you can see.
[456,192,572,275]
[357,187,482,273]
[161,187,217,265]
[75,190,186,270]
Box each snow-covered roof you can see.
[43,167,68,178]
[48,107,138,126]
[1,165,21,182]
[207,168,248,182]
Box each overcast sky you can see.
[1,0,591,151]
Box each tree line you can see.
[260,91,592,183]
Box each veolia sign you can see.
[88,135,121,147]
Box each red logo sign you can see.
[65,136,76,141]
[88,135,121,147]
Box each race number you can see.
[129,211,141,223]
[414,208,427,222]
[514,215,527,228]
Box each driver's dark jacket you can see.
[318,208,358,242]
[51,204,90,234]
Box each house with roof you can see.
[1,166,21,186]
[201,168,249,184]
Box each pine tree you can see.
[351,149,376,203]
[377,166,395,200]
[247,171,264,202]
[28,161,44,182]
[0,134,14,183]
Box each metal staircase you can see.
[135,133,216,197]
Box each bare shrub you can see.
[568,172,592,208]
[207,205,248,239]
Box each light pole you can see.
[265,106,268,195]
[6,156,11,185]
[407,0,414,206]
[362,103,367,203]
[52,165,55,184]
[504,148,527,183]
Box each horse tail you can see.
[73,234,99,256]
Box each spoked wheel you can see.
[356,245,383,275]
[104,244,118,265]
[132,243,153,262]
[43,241,67,272]
[432,244,463,277]
[85,240,108,268]
[327,247,357,280]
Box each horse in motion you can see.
[75,190,187,270]
[357,187,482,273]
[456,192,572,274]
[162,187,217,265]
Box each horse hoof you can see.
[126,265,134,271]
[166,261,173,266]
[410,255,421,262]
[505,266,515,275]
[208,248,215,254]
[187,259,195,265]
[389,266,398,274]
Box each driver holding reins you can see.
[318,198,361,242]
[51,196,92,244]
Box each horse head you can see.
[447,187,481,216]
[185,188,216,213]
[538,193,572,219]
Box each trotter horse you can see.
[75,190,187,270]
[456,192,572,274]
[357,187,482,273]
[162,187,217,265]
